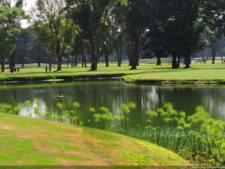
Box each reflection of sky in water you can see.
[0,81,224,122]
[19,100,46,118]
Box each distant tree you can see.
[166,0,204,68]
[141,29,168,66]
[202,0,225,64]
[111,4,127,66]
[0,0,25,72]
[15,29,33,68]
[141,0,204,69]
[126,0,147,69]
[140,0,169,66]
[31,0,77,71]
[0,6,26,72]
[71,34,87,67]
[67,0,125,70]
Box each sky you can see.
[21,0,36,28]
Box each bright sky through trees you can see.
[21,0,36,28]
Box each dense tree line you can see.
[1,0,225,72]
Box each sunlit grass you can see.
[0,60,225,82]
[0,112,188,166]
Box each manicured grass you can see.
[0,64,144,82]
[0,113,189,167]
[124,62,225,84]
[0,61,225,84]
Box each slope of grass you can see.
[0,113,190,167]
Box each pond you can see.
[1,80,225,164]
[0,80,224,123]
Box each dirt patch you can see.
[0,125,14,130]
[34,143,60,154]
[60,159,77,166]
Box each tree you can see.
[141,29,168,66]
[0,6,26,72]
[111,4,128,67]
[126,0,147,69]
[71,34,88,67]
[141,0,204,69]
[15,29,33,68]
[202,0,225,64]
[166,0,204,68]
[0,0,25,72]
[31,0,77,71]
[67,0,125,70]
[140,0,169,66]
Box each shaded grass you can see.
[0,113,189,167]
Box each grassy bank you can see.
[0,62,225,84]
[123,62,225,84]
[0,113,189,167]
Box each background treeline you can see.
[1,0,225,72]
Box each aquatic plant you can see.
[0,101,224,166]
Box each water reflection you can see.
[0,81,224,122]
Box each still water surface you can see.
[0,81,224,124]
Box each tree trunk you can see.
[127,44,131,66]
[105,46,109,67]
[75,55,78,66]
[177,56,181,68]
[82,46,87,68]
[10,50,15,73]
[212,55,216,64]
[129,41,140,70]
[90,45,97,70]
[21,57,25,68]
[157,56,161,66]
[172,55,178,69]
[184,55,191,68]
[38,59,41,68]
[84,57,87,67]
[57,56,62,71]
[89,33,97,70]
[211,44,216,64]
[1,61,5,72]
[209,36,219,64]
[48,57,52,68]
[117,48,122,67]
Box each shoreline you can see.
[1,73,225,85]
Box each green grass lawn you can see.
[0,113,189,167]
[0,61,225,83]
[124,62,225,83]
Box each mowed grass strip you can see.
[0,113,189,167]
[0,61,224,83]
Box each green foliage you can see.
[145,103,225,166]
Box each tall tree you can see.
[0,6,26,72]
[142,0,204,69]
[31,0,77,71]
[111,4,128,67]
[0,0,25,72]
[67,0,125,70]
[202,0,225,64]
[126,0,147,69]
